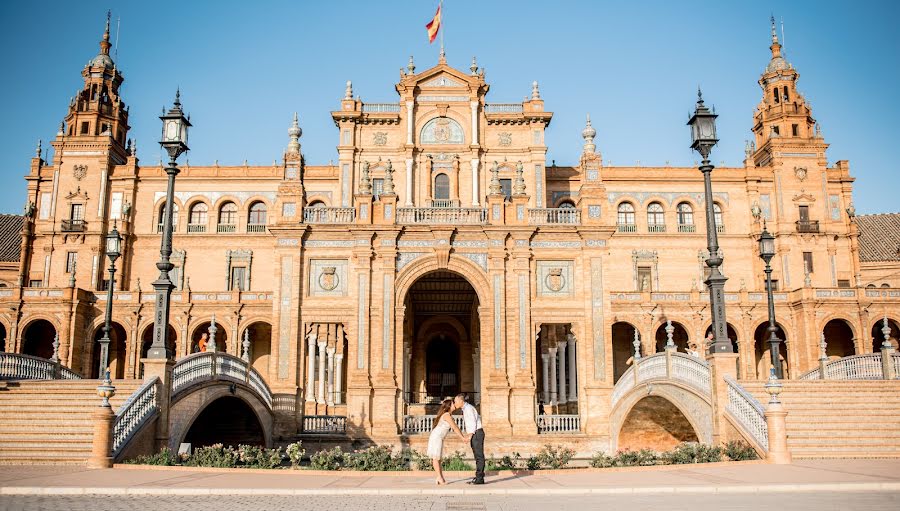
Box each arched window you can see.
[433,173,450,200]
[617,202,635,232]
[188,203,207,233]
[158,203,179,233]
[308,200,326,208]
[647,202,665,232]
[882,283,891,288]
[677,202,694,232]
[713,203,724,233]
[558,200,576,209]
[218,202,237,225]
[248,202,267,231]
[866,284,876,289]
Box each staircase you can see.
[740,379,900,459]
[0,379,143,465]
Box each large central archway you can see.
[403,270,480,411]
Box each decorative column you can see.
[207,315,217,353]
[472,347,481,404]
[405,159,414,206]
[305,332,317,403]
[470,159,480,206]
[566,333,577,402]
[470,100,479,144]
[548,347,558,405]
[406,101,414,145]
[317,340,327,404]
[326,346,336,406]
[334,353,344,405]
[557,339,568,404]
[541,353,550,404]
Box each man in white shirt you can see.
[453,393,484,484]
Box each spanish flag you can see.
[426,3,442,44]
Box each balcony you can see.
[484,103,524,113]
[648,224,666,233]
[303,207,355,224]
[796,220,820,233]
[678,224,696,233]
[187,224,207,233]
[528,208,580,225]
[617,223,637,233]
[361,103,400,113]
[428,198,460,208]
[246,224,267,233]
[61,219,85,232]
[216,224,236,233]
[397,207,487,225]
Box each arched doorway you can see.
[404,271,479,409]
[612,322,638,383]
[183,396,265,448]
[872,319,900,352]
[140,324,177,377]
[21,319,57,359]
[822,319,856,359]
[191,320,227,354]
[655,321,689,353]
[754,322,788,379]
[704,323,739,354]
[618,396,699,451]
[0,323,7,352]
[243,322,272,380]
[90,322,128,379]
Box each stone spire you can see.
[407,55,416,74]
[344,80,353,100]
[531,81,541,100]
[470,56,478,75]
[90,11,114,68]
[287,112,302,154]
[513,161,526,195]
[383,160,395,195]
[57,121,65,137]
[35,140,42,159]
[581,114,596,154]
[765,15,789,73]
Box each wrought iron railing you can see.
[61,219,86,232]
[303,207,355,224]
[678,224,696,233]
[112,378,159,456]
[187,223,207,233]
[537,414,580,434]
[397,207,486,225]
[216,224,236,233]
[724,376,768,452]
[302,415,347,434]
[528,208,580,225]
[0,353,81,380]
[796,220,820,233]
[402,414,466,435]
[171,352,273,409]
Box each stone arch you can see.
[139,323,177,371]
[610,382,711,451]
[211,194,243,213]
[241,321,272,381]
[306,197,329,207]
[169,384,273,452]
[872,318,900,352]
[753,321,789,379]
[89,321,128,379]
[611,321,638,383]
[703,322,740,353]
[822,318,856,359]
[190,319,228,354]
[418,114,466,145]
[395,254,490,307]
[0,321,7,352]
[20,318,58,359]
[154,197,184,231]
[655,320,690,352]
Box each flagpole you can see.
[439,0,444,60]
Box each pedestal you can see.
[764,403,792,464]
[86,405,115,468]
[706,352,739,445]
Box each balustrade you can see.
[361,103,401,113]
[617,223,637,233]
[0,353,81,380]
[724,376,768,451]
[536,414,580,434]
[397,207,486,225]
[800,353,894,380]
[303,207,355,224]
[171,352,273,409]
[484,103,523,113]
[528,208,580,225]
[402,414,466,434]
[112,378,159,455]
[302,415,347,434]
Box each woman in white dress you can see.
[427,398,465,485]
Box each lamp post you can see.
[688,89,732,354]
[149,90,190,359]
[758,222,783,378]
[97,222,122,376]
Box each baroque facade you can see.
[1,18,899,448]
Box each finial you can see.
[207,314,217,352]
[407,55,415,74]
[35,139,42,159]
[344,80,352,100]
[770,15,778,44]
[531,81,541,100]
[489,161,502,195]
[513,161,526,195]
[287,112,302,154]
[632,329,641,361]
[383,159,395,195]
[358,161,372,195]
[582,114,597,153]
[132,139,138,158]
[470,56,478,75]
[697,86,704,105]
[242,329,251,362]
[58,121,65,137]
[665,320,675,349]
[174,87,181,107]
[439,45,446,64]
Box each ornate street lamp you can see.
[688,89,732,354]
[758,222,783,378]
[148,90,190,359]
[97,222,122,375]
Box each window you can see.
[791,124,799,137]
[434,173,450,200]
[647,203,664,226]
[772,126,780,136]
[677,203,694,226]
[80,122,89,135]
[70,203,84,221]
[158,204,179,232]
[769,279,779,291]
[882,283,891,288]
[230,267,247,291]
[783,86,789,101]
[372,178,384,200]
[637,267,652,292]
[218,202,237,225]
[866,284,876,289]
[66,252,77,274]
[558,201,576,209]
[189,203,208,225]
[837,280,851,288]
[713,203,724,232]
[617,202,635,226]
[773,88,780,103]
[798,205,810,222]
[803,252,814,273]
[249,202,267,225]
[29,280,42,288]
[499,179,512,201]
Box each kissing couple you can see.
[426,393,485,485]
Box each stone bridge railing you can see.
[112,377,160,456]
[171,352,273,409]
[724,376,768,452]
[799,352,900,381]
[611,350,711,409]
[0,352,81,380]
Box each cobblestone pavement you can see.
[2,492,900,511]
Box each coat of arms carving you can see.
[794,166,808,181]
[318,266,339,291]
[432,118,452,142]
[545,267,566,292]
[73,165,87,181]
[498,132,512,146]
[373,132,387,146]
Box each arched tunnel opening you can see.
[183,395,265,448]
[618,395,699,451]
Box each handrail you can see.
[171,351,273,409]
[0,353,82,380]
[610,351,711,408]
[303,207,355,224]
[112,377,159,456]
[799,353,886,380]
[397,207,487,225]
[528,208,580,225]
[724,376,768,452]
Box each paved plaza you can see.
[1,460,899,509]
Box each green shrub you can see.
[125,447,177,466]
[486,453,524,471]
[235,444,284,469]
[660,443,723,465]
[185,444,240,468]
[404,448,433,471]
[524,455,541,471]
[342,445,409,471]
[614,448,659,467]
[535,444,575,469]
[309,446,345,470]
[724,441,759,461]
[441,451,473,471]
[589,451,615,468]
[285,442,306,467]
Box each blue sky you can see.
[1,0,897,214]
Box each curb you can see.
[3,482,900,496]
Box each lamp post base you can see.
[86,405,115,469]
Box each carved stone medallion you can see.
[318,266,339,291]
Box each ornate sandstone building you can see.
[1,18,899,460]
